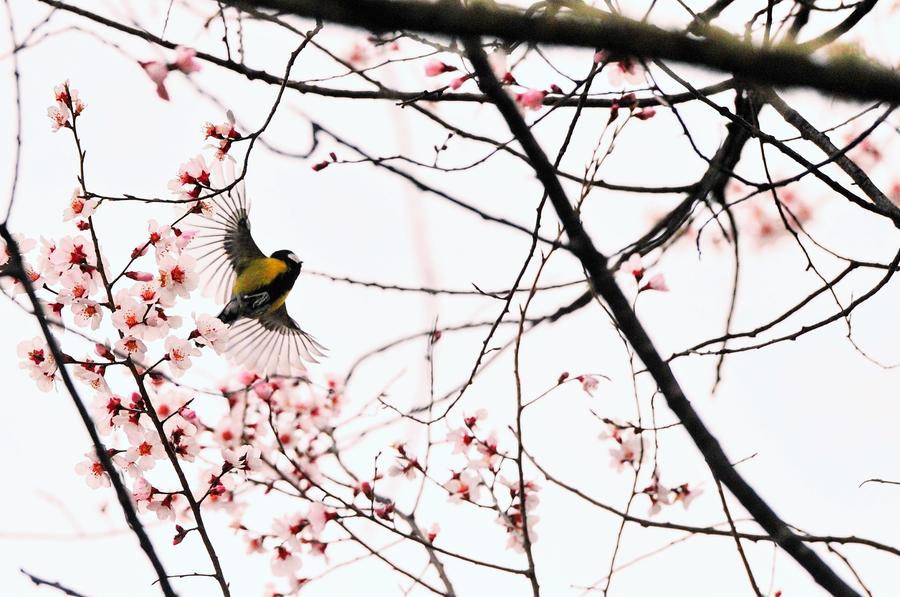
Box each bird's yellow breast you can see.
[232,258,288,296]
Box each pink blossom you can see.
[3,262,41,296]
[0,233,34,267]
[71,298,102,330]
[223,445,262,473]
[165,336,201,377]
[112,291,152,338]
[48,235,97,278]
[174,46,201,73]
[606,57,644,86]
[620,253,644,281]
[253,381,276,400]
[307,502,330,537]
[344,40,371,67]
[168,155,210,199]
[133,476,153,502]
[153,388,190,421]
[608,430,642,471]
[121,432,165,477]
[73,363,109,394]
[157,254,198,305]
[54,81,85,115]
[214,416,242,448]
[147,493,183,521]
[447,427,474,454]
[463,408,488,429]
[90,392,123,433]
[147,306,182,341]
[115,335,148,361]
[640,273,669,292]
[74,452,111,489]
[56,268,96,304]
[515,89,547,111]
[63,189,97,221]
[388,445,420,480]
[634,107,657,120]
[580,375,600,396]
[672,483,703,509]
[427,522,440,543]
[443,470,481,502]
[173,228,196,251]
[134,281,160,305]
[270,546,302,577]
[643,473,672,516]
[17,337,57,392]
[147,219,177,260]
[474,432,502,470]
[47,102,71,131]
[167,421,200,462]
[238,371,259,386]
[194,313,229,353]
[140,60,170,100]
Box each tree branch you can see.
[0,226,176,597]
[243,0,900,103]
[463,36,860,597]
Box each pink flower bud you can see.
[514,89,547,111]
[174,46,201,74]
[238,371,258,386]
[640,273,669,292]
[634,107,657,120]
[253,382,275,401]
[125,271,155,282]
[139,60,170,101]
[450,73,473,90]
[424,59,456,77]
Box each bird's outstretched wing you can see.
[190,158,265,303]
[225,305,327,377]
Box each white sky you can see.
[1,1,898,596]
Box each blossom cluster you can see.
[13,76,711,596]
[139,46,201,101]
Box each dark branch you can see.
[463,36,860,597]
[243,0,900,103]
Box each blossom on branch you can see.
[17,337,57,392]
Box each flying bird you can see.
[191,159,325,376]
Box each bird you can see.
[190,158,326,377]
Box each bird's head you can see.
[272,249,303,272]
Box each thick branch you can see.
[35,0,732,109]
[244,0,900,103]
